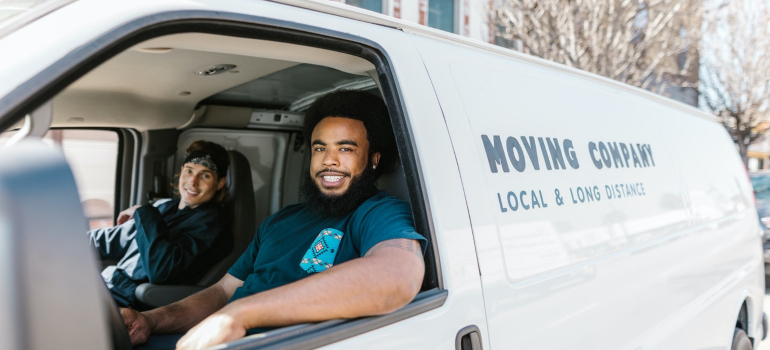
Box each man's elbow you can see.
[387,282,421,312]
[379,264,424,314]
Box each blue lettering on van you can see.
[538,137,552,170]
[642,144,655,166]
[481,135,508,173]
[604,182,646,199]
[588,142,603,169]
[631,145,641,167]
[481,135,655,174]
[507,137,526,171]
[508,191,519,210]
[521,136,540,170]
[495,182,645,214]
[637,144,647,166]
[564,139,579,169]
[608,142,623,168]
[496,190,547,212]
[481,135,579,173]
[570,186,601,204]
[620,143,630,167]
[546,138,565,170]
[599,142,611,167]
[497,193,507,212]
[554,189,564,205]
[588,141,655,170]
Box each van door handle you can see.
[456,325,483,350]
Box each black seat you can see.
[135,150,257,308]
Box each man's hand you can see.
[115,275,243,348]
[176,310,246,350]
[116,205,142,225]
[121,307,153,345]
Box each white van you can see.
[0,1,765,349]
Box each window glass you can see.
[428,0,454,33]
[345,0,383,13]
[0,129,119,229]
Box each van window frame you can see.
[0,10,447,349]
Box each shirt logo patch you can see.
[300,228,343,273]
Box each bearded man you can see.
[121,90,426,350]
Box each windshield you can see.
[750,173,770,201]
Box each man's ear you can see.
[371,152,381,169]
[217,177,227,191]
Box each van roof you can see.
[271,0,716,122]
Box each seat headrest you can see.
[223,150,256,247]
[224,150,252,210]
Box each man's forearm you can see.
[220,245,424,330]
[144,283,231,334]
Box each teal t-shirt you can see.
[227,191,426,306]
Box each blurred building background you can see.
[748,139,770,171]
[332,0,492,44]
[336,0,699,108]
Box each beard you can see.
[300,163,379,217]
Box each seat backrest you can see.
[196,150,257,286]
[376,164,409,203]
[135,149,258,307]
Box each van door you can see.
[412,34,744,349]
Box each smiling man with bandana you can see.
[88,140,233,308]
[121,90,427,350]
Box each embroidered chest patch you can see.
[300,228,344,273]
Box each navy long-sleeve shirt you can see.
[89,199,232,307]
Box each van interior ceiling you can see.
[53,33,379,130]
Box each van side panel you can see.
[661,110,765,344]
[414,34,764,349]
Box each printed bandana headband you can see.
[183,150,227,178]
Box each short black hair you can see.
[302,90,397,177]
